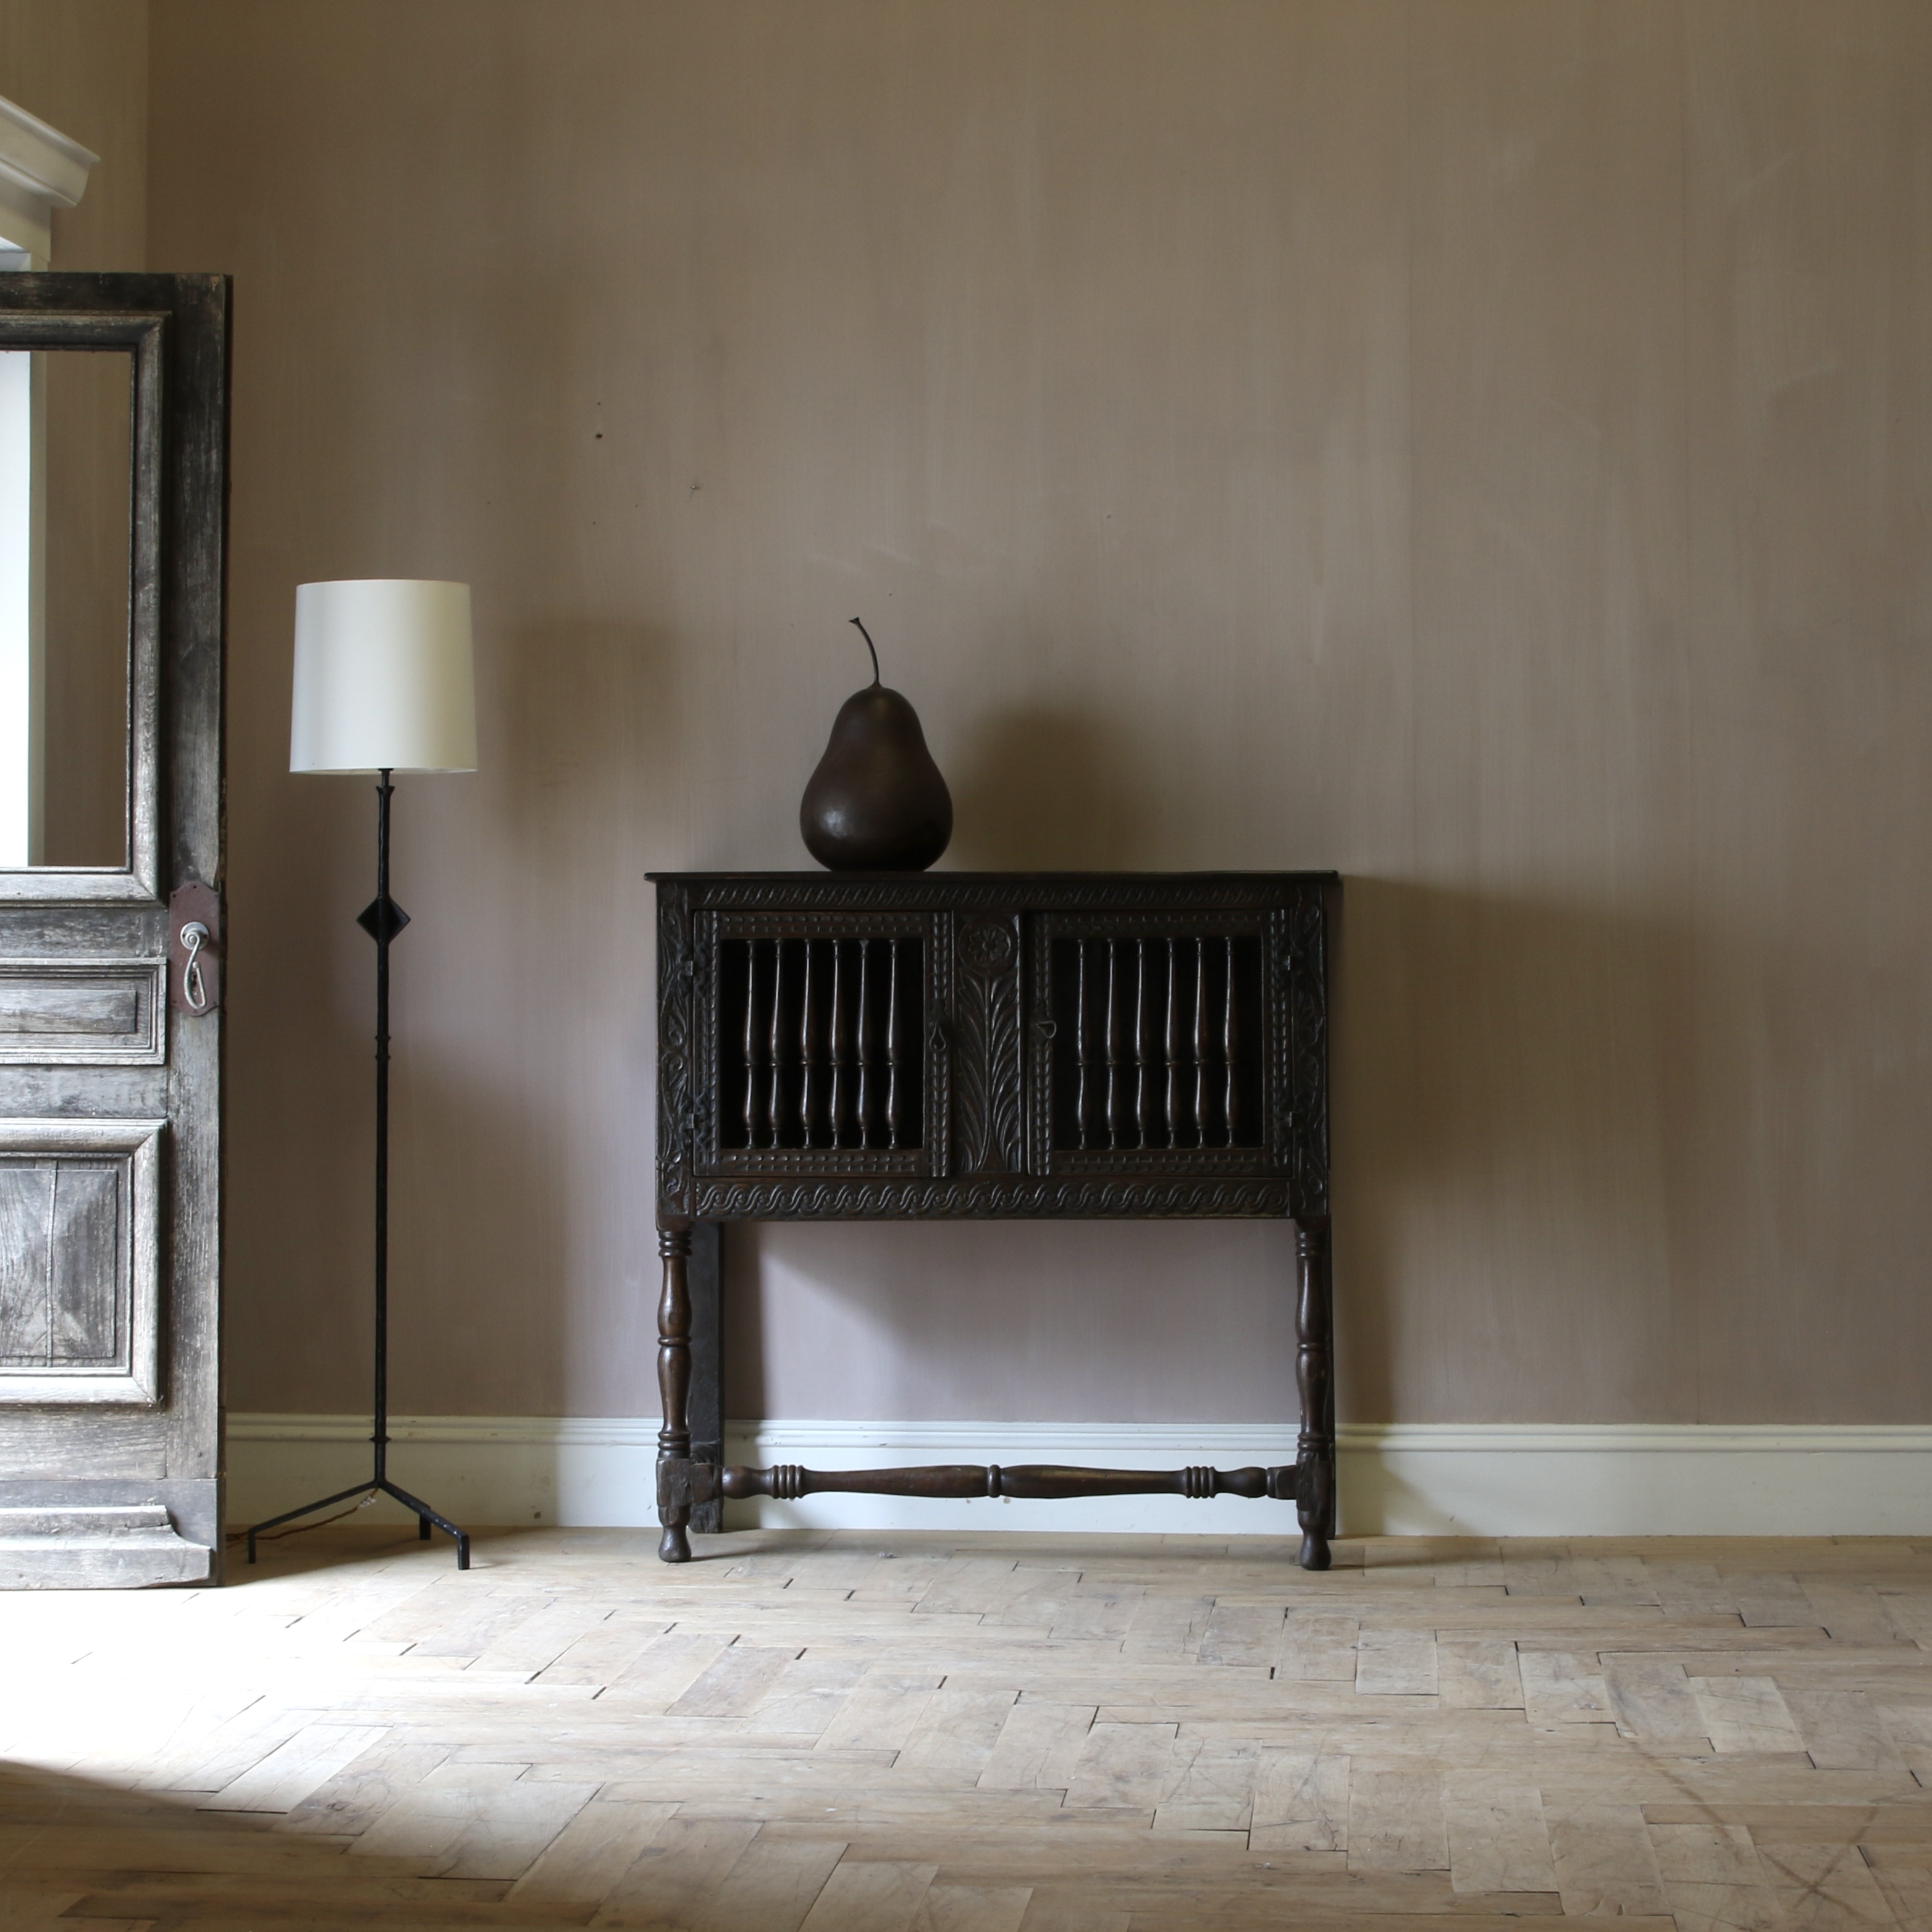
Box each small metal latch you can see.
[167,881,222,1016]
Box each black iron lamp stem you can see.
[246,771,471,1569]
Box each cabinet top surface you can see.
[648,870,1340,884]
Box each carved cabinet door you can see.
[0,275,229,1586]
[1027,909,1288,1182]
[694,910,949,1183]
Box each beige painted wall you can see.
[139,0,1932,1427]
[0,0,147,272]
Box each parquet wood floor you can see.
[2,1527,1930,1930]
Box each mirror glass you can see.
[0,346,133,870]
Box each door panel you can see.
[0,1117,162,1403]
[1028,910,1282,1180]
[0,960,165,1063]
[0,275,229,1587]
[698,910,945,1179]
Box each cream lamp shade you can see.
[290,579,478,773]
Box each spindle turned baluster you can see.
[831,941,850,1146]
[1128,939,1143,1143]
[823,939,836,1144]
[1221,935,1237,1148]
[1075,941,1094,1150]
[742,944,759,1148]
[1095,939,1109,1149]
[801,941,821,1146]
[1192,935,1209,1146]
[1104,941,1122,1149]
[886,940,903,1151]
[1164,937,1180,1149]
[857,939,875,1148]
[761,939,776,1143]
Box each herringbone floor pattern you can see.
[1,1527,1929,1928]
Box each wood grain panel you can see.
[0,1162,124,1364]
[0,962,163,1065]
[46,1163,120,1361]
[0,1120,160,1403]
[0,1528,1922,1920]
[1,978,135,1035]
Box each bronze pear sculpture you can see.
[800,620,953,871]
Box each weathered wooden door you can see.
[0,275,229,1586]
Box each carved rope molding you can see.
[678,878,1300,913]
[690,1177,1291,1219]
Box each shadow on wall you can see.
[244,615,676,1421]
[728,697,1309,1426]
[471,616,674,1419]
[720,1217,1301,1426]
[723,875,1707,1441]
[384,1059,576,1423]
[647,686,1745,1443]
[1334,877,1694,1431]
[486,616,682,863]
[944,704,1156,869]
[245,1050,577,1500]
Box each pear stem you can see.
[849,618,881,686]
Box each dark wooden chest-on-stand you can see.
[649,871,1338,1568]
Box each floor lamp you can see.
[246,579,479,1570]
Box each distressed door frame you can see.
[0,274,229,1587]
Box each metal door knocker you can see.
[179,922,211,1012]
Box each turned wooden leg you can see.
[1294,1216,1334,1571]
[657,1223,693,1563]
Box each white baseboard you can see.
[1339,1423,1932,1538]
[225,1416,1932,1539]
[225,1414,662,1534]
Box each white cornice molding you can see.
[0,93,99,267]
